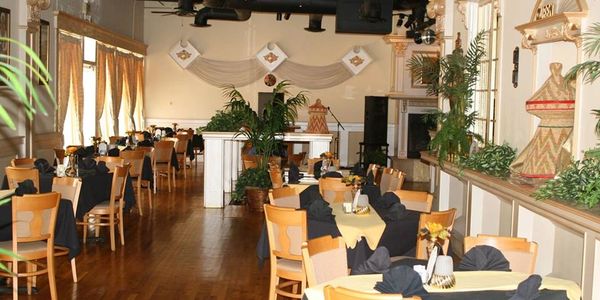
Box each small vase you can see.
[426,240,443,258]
[65,154,78,177]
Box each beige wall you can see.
[143,12,392,124]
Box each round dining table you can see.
[303,271,581,300]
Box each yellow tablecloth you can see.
[303,272,581,300]
[331,203,386,250]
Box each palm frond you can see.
[565,60,600,83]
[582,23,600,58]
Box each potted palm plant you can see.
[226,81,308,210]
[408,32,487,165]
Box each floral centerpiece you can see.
[320,151,334,159]
[419,222,451,256]
[342,174,366,199]
[320,151,335,173]
[64,146,80,177]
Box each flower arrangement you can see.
[65,146,79,156]
[419,222,451,244]
[342,175,365,187]
[320,151,334,159]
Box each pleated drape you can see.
[57,33,83,142]
[131,56,144,130]
[113,52,129,134]
[95,44,115,136]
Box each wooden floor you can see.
[4,164,272,299]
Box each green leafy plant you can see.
[224,80,308,169]
[200,109,246,132]
[232,168,272,204]
[460,143,516,178]
[408,32,487,166]
[0,37,54,130]
[363,148,387,167]
[534,158,600,208]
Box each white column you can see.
[203,136,225,208]
[223,140,233,193]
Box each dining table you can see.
[303,271,582,300]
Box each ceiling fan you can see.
[143,0,201,17]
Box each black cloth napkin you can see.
[352,164,365,177]
[458,245,511,271]
[137,140,154,147]
[508,275,542,300]
[383,202,408,221]
[300,185,321,208]
[313,160,323,179]
[77,157,97,177]
[374,265,429,297]
[370,191,400,212]
[306,198,335,223]
[108,148,120,157]
[34,158,54,174]
[322,171,343,178]
[96,161,110,174]
[75,146,95,159]
[15,180,37,196]
[350,246,391,275]
[288,163,302,184]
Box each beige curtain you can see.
[113,52,129,134]
[125,55,139,130]
[133,57,145,130]
[187,57,266,87]
[95,44,115,136]
[273,60,354,90]
[57,33,83,137]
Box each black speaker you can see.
[363,96,388,145]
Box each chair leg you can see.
[70,258,77,282]
[147,184,153,209]
[82,214,88,243]
[109,213,116,251]
[153,171,157,194]
[268,272,278,300]
[48,253,57,299]
[136,179,143,216]
[118,209,125,246]
[167,170,172,192]
[26,262,32,295]
[172,168,176,188]
[12,259,17,300]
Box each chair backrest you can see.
[323,285,421,300]
[393,190,433,213]
[96,156,124,173]
[109,136,123,144]
[134,132,145,142]
[319,178,352,204]
[366,164,379,179]
[154,140,174,164]
[269,167,284,189]
[242,154,259,170]
[288,152,306,167]
[302,235,348,287]
[269,156,282,169]
[109,164,131,211]
[272,187,297,199]
[271,194,301,209]
[120,150,145,177]
[387,171,406,191]
[175,135,189,154]
[379,168,395,193]
[463,234,538,274]
[52,176,82,215]
[137,146,154,157]
[54,148,65,165]
[11,157,36,168]
[12,192,60,245]
[263,204,307,261]
[416,208,456,259]
[5,167,40,191]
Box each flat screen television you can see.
[335,0,393,34]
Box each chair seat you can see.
[88,200,120,215]
[276,258,304,280]
[0,241,48,259]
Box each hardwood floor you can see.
[5,164,272,299]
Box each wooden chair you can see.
[288,152,306,168]
[153,140,175,193]
[5,167,40,192]
[463,234,538,274]
[379,168,395,194]
[95,156,124,173]
[242,154,259,170]
[308,158,340,175]
[269,167,284,189]
[269,156,282,170]
[319,178,352,204]
[81,164,130,251]
[11,157,36,168]
[51,177,81,282]
[366,164,379,180]
[414,209,456,259]
[175,134,190,179]
[272,187,297,199]
[387,170,406,192]
[301,235,348,287]
[109,136,123,144]
[0,192,60,299]
[53,149,65,166]
[324,285,421,300]
[392,190,433,213]
[264,204,307,300]
[120,150,151,215]
[271,193,301,209]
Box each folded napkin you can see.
[351,247,391,275]
[382,202,408,221]
[371,192,400,211]
[288,163,302,184]
[15,180,38,196]
[313,160,323,179]
[457,245,511,272]
[137,140,154,147]
[34,158,54,175]
[300,185,322,208]
[306,198,335,223]
[108,148,120,157]
[351,164,365,177]
[508,275,542,300]
[322,171,343,178]
[75,146,95,159]
[96,161,110,174]
[374,265,429,297]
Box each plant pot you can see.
[245,187,269,212]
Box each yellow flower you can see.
[419,222,450,242]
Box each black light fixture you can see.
[404,14,415,28]
[512,47,519,88]
[414,31,423,44]
[276,12,282,20]
[396,13,407,27]
[422,29,435,45]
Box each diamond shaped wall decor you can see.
[341,47,372,75]
[256,43,288,71]
[169,40,200,69]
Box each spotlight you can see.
[404,14,415,28]
[422,29,436,45]
[414,31,423,44]
[395,13,406,27]
[276,12,282,21]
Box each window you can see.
[472,1,500,144]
